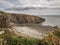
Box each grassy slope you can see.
[0,28,60,45]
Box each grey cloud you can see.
[0,0,60,8]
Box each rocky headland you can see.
[0,11,57,39]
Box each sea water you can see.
[40,15,60,26]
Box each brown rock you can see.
[10,14,45,24]
[0,11,45,27]
[0,11,10,28]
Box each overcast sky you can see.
[0,0,60,15]
[0,0,60,9]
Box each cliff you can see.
[0,11,10,28]
[0,11,45,27]
[11,14,45,25]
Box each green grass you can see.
[0,30,39,45]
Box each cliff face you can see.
[10,14,45,24]
[0,11,45,27]
[0,11,10,28]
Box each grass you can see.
[42,28,60,45]
[0,29,39,45]
[0,27,60,45]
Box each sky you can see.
[0,0,60,8]
[0,0,60,15]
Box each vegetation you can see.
[3,36,38,45]
[0,28,60,45]
[38,28,60,45]
[0,30,39,45]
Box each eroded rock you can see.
[0,11,45,27]
[10,14,45,24]
[0,11,10,28]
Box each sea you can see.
[40,15,60,27]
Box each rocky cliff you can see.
[10,14,45,25]
[0,11,10,28]
[0,11,45,28]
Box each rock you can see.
[0,11,45,27]
[10,14,45,24]
[0,11,10,28]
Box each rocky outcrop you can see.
[0,11,45,27]
[10,14,45,24]
[0,11,10,28]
